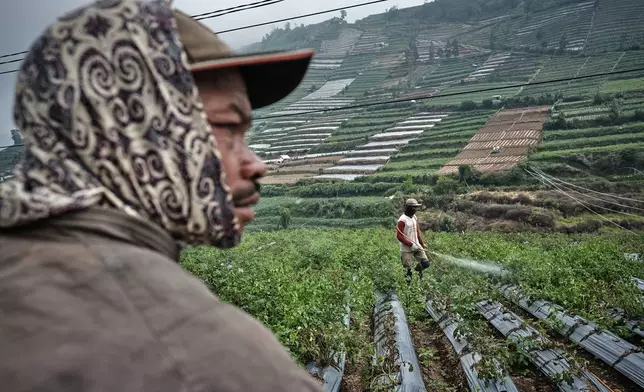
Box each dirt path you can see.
[409,316,467,392]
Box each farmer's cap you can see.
[173,9,315,109]
[405,198,422,207]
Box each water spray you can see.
[395,225,508,277]
[428,251,509,277]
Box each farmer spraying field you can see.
[396,198,431,284]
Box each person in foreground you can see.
[396,198,431,284]
[0,1,322,391]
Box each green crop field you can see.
[182,229,644,390]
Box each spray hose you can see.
[395,225,508,276]
[395,225,425,250]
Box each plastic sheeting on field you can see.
[633,277,644,292]
[307,304,350,392]
[476,300,611,392]
[425,299,519,392]
[500,285,644,389]
[606,308,644,339]
[374,292,426,392]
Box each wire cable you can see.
[530,167,644,204]
[0,50,27,60]
[525,166,638,234]
[215,0,387,34]
[193,0,285,21]
[0,0,384,68]
[0,58,23,66]
[535,174,644,214]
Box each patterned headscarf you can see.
[0,0,241,248]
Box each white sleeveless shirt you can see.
[398,214,419,252]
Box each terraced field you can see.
[440,106,550,174]
[529,100,644,177]
[234,0,644,239]
[2,2,643,225]
[508,0,596,51]
[586,0,644,52]
[367,111,493,181]
[319,112,450,181]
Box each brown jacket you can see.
[0,207,322,392]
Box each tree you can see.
[385,5,399,21]
[536,29,544,41]
[429,41,436,63]
[436,47,444,58]
[340,9,347,20]
[607,99,622,122]
[279,208,291,229]
[410,40,419,62]
[10,129,22,146]
[489,28,498,50]
[457,165,479,184]
[619,33,628,50]
[558,33,568,53]
[452,39,459,56]
[459,100,478,110]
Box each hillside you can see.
[243,0,644,234]
[1,0,643,234]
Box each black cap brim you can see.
[190,49,315,110]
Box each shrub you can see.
[433,176,462,195]
[558,219,603,234]
[528,210,556,228]
[504,206,532,222]
[279,208,292,229]
[459,100,479,111]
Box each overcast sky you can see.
[0,0,427,146]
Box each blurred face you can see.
[196,69,267,230]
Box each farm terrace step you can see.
[440,106,550,174]
[313,112,449,181]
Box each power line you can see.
[193,0,285,20]
[253,66,644,120]
[0,65,644,147]
[0,58,23,66]
[215,0,387,34]
[529,168,644,213]
[525,167,639,234]
[0,0,289,64]
[0,0,382,69]
[0,50,27,60]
